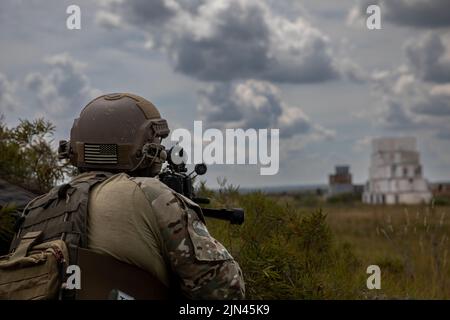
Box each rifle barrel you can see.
[200,207,244,225]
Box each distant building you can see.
[328,165,354,196]
[363,137,432,205]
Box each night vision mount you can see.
[158,146,244,225]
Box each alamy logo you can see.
[366,5,381,30]
[170,121,279,175]
[366,265,381,289]
[64,265,81,290]
[66,5,81,30]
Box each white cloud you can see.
[197,79,334,142]
[95,10,123,29]
[353,136,373,152]
[25,53,100,120]
[369,33,450,137]
[0,73,18,114]
[405,32,450,83]
[100,0,342,83]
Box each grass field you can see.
[1,181,448,299]
[202,183,450,299]
[325,203,450,299]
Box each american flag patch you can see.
[84,143,118,164]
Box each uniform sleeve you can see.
[151,190,245,300]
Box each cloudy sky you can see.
[0,0,449,188]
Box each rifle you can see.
[158,146,244,225]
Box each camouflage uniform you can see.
[83,171,245,300]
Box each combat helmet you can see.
[59,93,170,176]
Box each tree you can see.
[0,115,74,255]
[0,115,70,194]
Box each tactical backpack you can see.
[0,172,170,300]
[0,172,109,300]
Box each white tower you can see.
[363,137,432,205]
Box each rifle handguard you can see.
[201,208,244,225]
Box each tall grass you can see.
[201,181,450,299]
[201,181,369,299]
[374,204,450,298]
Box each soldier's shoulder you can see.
[128,176,174,201]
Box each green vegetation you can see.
[1,117,449,299]
[432,195,450,206]
[0,116,72,255]
[326,192,362,205]
[200,181,369,299]
[202,182,450,299]
[0,116,70,194]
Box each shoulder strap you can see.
[10,172,112,259]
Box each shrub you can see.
[0,116,71,193]
[202,182,365,299]
[327,192,361,204]
[432,196,450,206]
[293,192,323,207]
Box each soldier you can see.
[7,93,245,300]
